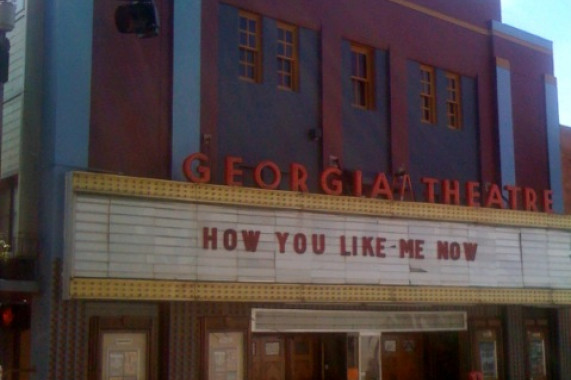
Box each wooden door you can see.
[287,335,318,380]
[381,333,424,380]
[252,336,285,380]
[425,332,459,379]
[322,334,346,380]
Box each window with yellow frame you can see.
[238,11,262,82]
[420,65,436,123]
[277,22,298,90]
[446,72,462,129]
[350,44,374,109]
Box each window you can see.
[351,44,374,109]
[446,72,462,129]
[239,11,261,82]
[277,23,298,90]
[420,65,436,123]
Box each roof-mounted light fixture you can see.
[115,0,160,38]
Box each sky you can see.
[501,0,571,126]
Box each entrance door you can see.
[252,335,321,380]
[288,335,319,380]
[322,334,346,380]
[381,333,424,380]
[252,336,285,380]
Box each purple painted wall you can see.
[407,0,501,25]
[90,0,172,179]
[86,0,555,198]
[201,0,500,185]
[493,36,554,193]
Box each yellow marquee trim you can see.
[70,171,571,230]
[69,278,571,305]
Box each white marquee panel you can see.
[66,194,571,289]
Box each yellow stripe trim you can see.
[71,171,571,230]
[69,278,571,305]
[387,0,488,35]
[387,0,552,54]
[492,30,552,55]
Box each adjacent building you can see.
[0,0,569,379]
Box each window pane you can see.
[351,52,357,76]
[350,46,373,108]
[353,81,366,106]
[358,54,366,77]
[277,24,297,90]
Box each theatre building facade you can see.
[6,0,570,379]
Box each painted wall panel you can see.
[544,78,563,213]
[492,29,554,194]
[217,5,321,187]
[206,0,499,186]
[171,0,202,180]
[496,62,516,187]
[89,0,172,178]
[561,126,571,213]
[67,193,571,289]
[407,61,480,198]
[342,43,390,175]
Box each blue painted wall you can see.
[496,63,516,188]
[38,1,93,378]
[545,78,564,213]
[172,0,202,180]
[407,61,480,200]
[341,42,390,179]
[217,5,321,188]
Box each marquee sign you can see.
[182,153,555,213]
[201,226,478,262]
[66,191,571,289]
